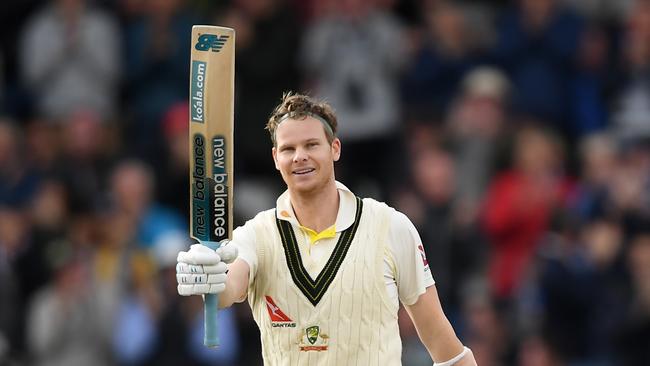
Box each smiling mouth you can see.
[293,168,315,175]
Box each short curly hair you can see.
[266,92,338,146]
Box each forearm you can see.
[216,282,242,309]
[405,286,478,365]
[411,303,464,362]
[217,259,249,309]
[420,317,464,361]
[420,320,477,366]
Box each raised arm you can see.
[217,258,250,308]
[405,285,477,366]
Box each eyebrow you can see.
[277,138,323,150]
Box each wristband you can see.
[433,346,470,366]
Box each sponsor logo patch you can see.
[265,296,296,328]
[195,34,230,52]
[190,60,206,123]
[418,244,430,269]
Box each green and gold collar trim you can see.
[276,197,363,306]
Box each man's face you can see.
[272,117,340,194]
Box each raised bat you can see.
[188,25,235,348]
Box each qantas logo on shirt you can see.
[418,244,430,269]
[265,296,296,328]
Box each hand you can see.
[176,242,238,296]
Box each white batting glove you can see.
[176,242,238,296]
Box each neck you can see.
[289,180,339,232]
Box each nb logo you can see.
[195,34,230,52]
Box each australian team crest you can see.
[299,325,329,351]
[306,326,319,344]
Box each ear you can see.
[272,147,281,170]
[331,138,341,162]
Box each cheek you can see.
[277,155,291,172]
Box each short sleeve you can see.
[231,220,258,286]
[388,211,435,306]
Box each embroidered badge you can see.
[298,325,329,351]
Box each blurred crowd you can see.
[1,0,650,365]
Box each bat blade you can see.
[188,25,235,348]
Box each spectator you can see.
[0,0,43,118]
[57,110,114,215]
[23,118,63,176]
[569,23,617,139]
[401,1,483,116]
[447,66,511,224]
[616,231,650,365]
[530,219,628,363]
[461,283,510,366]
[0,118,41,208]
[26,242,114,366]
[122,0,195,163]
[108,159,185,250]
[572,132,620,222]
[609,140,650,226]
[493,0,584,130]
[481,125,573,301]
[0,207,30,363]
[564,0,635,23]
[611,0,650,141]
[396,145,486,311]
[20,0,121,121]
[301,0,407,198]
[156,102,190,219]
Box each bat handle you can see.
[202,240,222,347]
[204,293,219,347]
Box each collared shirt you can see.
[233,181,434,306]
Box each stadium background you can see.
[1,0,650,365]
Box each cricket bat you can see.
[189,25,235,348]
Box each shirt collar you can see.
[276,181,357,232]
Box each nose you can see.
[293,147,308,163]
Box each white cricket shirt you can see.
[233,181,435,307]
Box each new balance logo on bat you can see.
[195,34,230,52]
[265,296,296,327]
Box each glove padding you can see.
[176,242,238,296]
